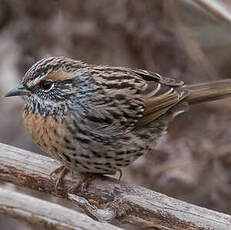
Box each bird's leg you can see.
[50,167,122,192]
[50,165,66,177]
[71,169,123,193]
[117,168,123,180]
[70,172,99,194]
[68,170,125,222]
[50,165,69,190]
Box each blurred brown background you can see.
[1,0,231,229]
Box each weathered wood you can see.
[0,142,231,229]
[0,188,123,230]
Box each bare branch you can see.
[194,0,231,24]
[0,143,231,229]
[0,188,123,230]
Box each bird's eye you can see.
[40,80,54,91]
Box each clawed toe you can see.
[70,173,98,194]
[50,165,69,190]
[50,167,122,192]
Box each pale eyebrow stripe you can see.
[26,69,76,88]
[27,75,45,88]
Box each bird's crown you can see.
[22,56,85,89]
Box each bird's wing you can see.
[132,69,188,127]
[74,67,188,138]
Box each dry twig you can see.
[194,0,231,24]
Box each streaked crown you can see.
[22,56,85,89]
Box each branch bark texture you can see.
[0,188,123,230]
[0,143,231,229]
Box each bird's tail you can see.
[183,79,231,105]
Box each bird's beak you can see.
[5,85,30,97]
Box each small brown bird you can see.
[5,56,231,185]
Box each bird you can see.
[5,56,231,188]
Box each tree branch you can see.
[0,188,123,230]
[0,143,231,229]
[194,0,231,24]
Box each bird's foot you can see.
[70,172,99,194]
[116,168,123,180]
[71,169,122,193]
[67,170,125,222]
[50,165,69,190]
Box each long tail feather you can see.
[183,79,231,105]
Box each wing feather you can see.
[72,66,188,138]
[133,69,188,127]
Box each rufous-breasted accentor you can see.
[5,56,231,185]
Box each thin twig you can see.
[194,0,231,24]
[0,143,231,229]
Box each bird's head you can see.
[5,56,86,116]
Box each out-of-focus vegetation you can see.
[1,0,231,229]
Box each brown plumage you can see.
[5,56,231,180]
